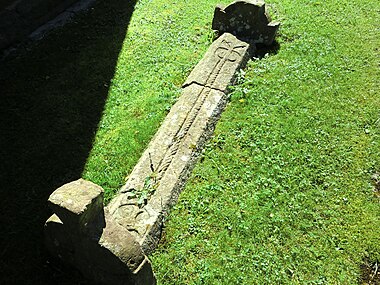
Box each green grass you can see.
[146,0,380,284]
[1,0,378,284]
[81,0,228,202]
[81,0,380,283]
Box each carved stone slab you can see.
[212,0,280,45]
[108,33,252,254]
[184,33,253,91]
[44,1,281,282]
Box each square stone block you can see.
[48,178,105,237]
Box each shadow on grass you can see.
[255,40,281,59]
[361,259,380,285]
[0,0,137,283]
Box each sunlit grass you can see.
[80,0,380,284]
[149,0,379,284]
[82,0,230,202]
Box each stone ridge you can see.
[107,32,253,255]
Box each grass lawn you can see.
[147,0,380,284]
[84,0,380,283]
[0,0,378,284]
[81,0,228,201]
[81,0,380,283]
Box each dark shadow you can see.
[360,259,380,285]
[0,0,137,283]
[254,40,281,58]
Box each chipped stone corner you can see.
[212,0,280,46]
[44,178,156,285]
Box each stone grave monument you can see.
[44,1,279,284]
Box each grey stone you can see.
[183,32,253,91]
[44,18,279,283]
[108,33,253,255]
[48,178,105,238]
[45,179,156,285]
[212,0,280,45]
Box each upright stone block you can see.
[48,178,105,237]
[212,0,280,45]
[45,179,156,285]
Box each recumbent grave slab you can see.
[44,1,279,284]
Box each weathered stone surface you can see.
[45,179,156,285]
[184,32,252,91]
[212,0,280,45]
[108,33,253,255]
[48,178,105,237]
[44,8,280,281]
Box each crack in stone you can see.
[153,39,244,185]
[182,81,228,93]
